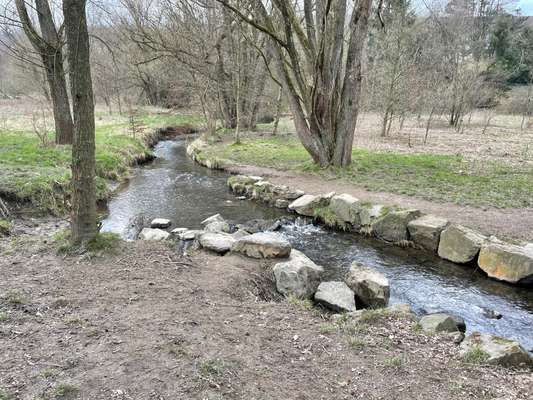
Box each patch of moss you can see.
[0,219,11,236]
[462,346,490,364]
[55,231,121,255]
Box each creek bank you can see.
[134,210,533,368]
[187,138,533,287]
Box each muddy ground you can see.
[0,227,531,400]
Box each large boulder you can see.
[150,218,171,229]
[288,193,334,217]
[198,232,235,254]
[344,262,390,308]
[138,228,170,241]
[314,281,356,312]
[419,313,461,333]
[438,225,487,264]
[478,242,533,284]
[373,209,422,243]
[459,332,533,367]
[329,194,361,227]
[231,232,291,259]
[407,215,449,253]
[273,250,324,299]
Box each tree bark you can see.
[63,0,97,244]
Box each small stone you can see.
[171,228,188,235]
[314,281,356,312]
[419,313,461,333]
[150,218,171,229]
[138,228,170,241]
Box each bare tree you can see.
[63,0,97,244]
[14,0,74,144]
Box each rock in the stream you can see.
[407,215,449,252]
[288,193,334,217]
[150,218,172,229]
[477,242,533,284]
[274,199,290,209]
[231,229,250,240]
[329,194,361,226]
[359,204,386,229]
[459,332,533,367]
[344,262,390,308]
[236,219,281,234]
[373,209,422,243]
[139,228,170,241]
[419,313,461,333]
[198,232,235,254]
[178,230,204,241]
[273,250,324,299]
[171,227,188,235]
[314,281,356,312]
[438,225,487,264]
[231,232,291,259]
[204,220,231,233]
[201,214,225,226]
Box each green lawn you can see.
[212,136,533,209]
[0,113,200,213]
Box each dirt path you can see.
[1,235,531,399]
[225,163,533,242]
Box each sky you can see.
[518,0,533,15]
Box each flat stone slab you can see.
[150,218,171,229]
[288,193,334,217]
[438,225,487,263]
[314,281,356,312]
[373,209,422,243]
[231,232,291,259]
[478,242,533,284]
[198,232,235,254]
[139,228,170,241]
[408,215,449,253]
[459,332,533,367]
[345,262,390,308]
[273,250,324,299]
[171,227,188,235]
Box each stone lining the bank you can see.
[187,138,533,286]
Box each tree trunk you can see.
[63,0,97,245]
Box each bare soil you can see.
[1,228,531,400]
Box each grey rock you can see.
[201,214,225,226]
[373,209,423,243]
[345,262,390,308]
[198,232,235,254]
[329,194,361,226]
[231,232,291,259]
[139,228,170,241]
[460,332,533,367]
[178,230,204,241]
[407,215,449,252]
[288,193,334,217]
[150,218,172,229]
[274,199,290,209]
[236,219,281,234]
[438,225,487,264]
[314,281,356,312]
[204,220,231,233]
[419,313,460,333]
[273,250,324,299]
[359,204,386,227]
[171,227,188,235]
[231,229,250,239]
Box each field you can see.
[0,99,201,213]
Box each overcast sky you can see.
[517,0,533,14]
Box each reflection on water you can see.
[101,139,533,350]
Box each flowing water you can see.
[101,138,533,350]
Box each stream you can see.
[101,138,533,351]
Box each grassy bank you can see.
[206,135,533,208]
[0,112,201,213]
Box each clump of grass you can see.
[348,336,366,350]
[54,383,79,399]
[0,312,8,322]
[41,368,58,379]
[0,389,13,400]
[462,346,490,364]
[0,219,11,236]
[63,315,84,326]
[198,359,228,377]
[319,323,337,334]
[4,290,27,305]
[55,231,121,255]
[383,354,406,369]
[287,295,314,311]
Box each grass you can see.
[462,346,490,364]
[383,354,407,369]
[53,383,79,399]
[0,219,11,235]
[3,290,27,305]
[0,312,8,322]
[0,389,13,400]
[198,359,228,377]
[55,231,121,255]
[0,113,200,213]
[211,135,533,208]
